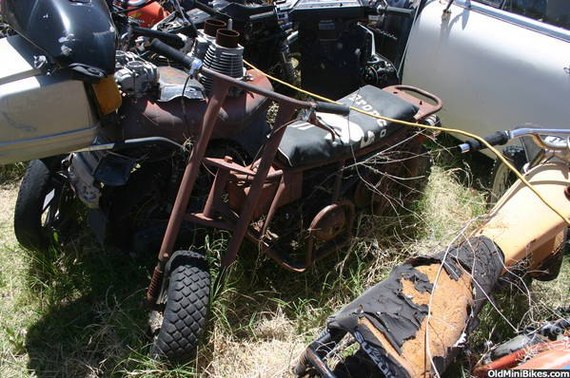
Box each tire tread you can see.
[152,254,210,363]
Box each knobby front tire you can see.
[151,252,211,363]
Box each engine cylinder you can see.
[191,19,228,61]
[203,19,227,37]
[200,29,244,96]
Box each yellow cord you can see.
[243,59,570,225]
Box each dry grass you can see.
[201,311,304,377]
[0,156,568,377]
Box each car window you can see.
[542,0,570,29]
[474,0,502,8]
[472,0,569,29]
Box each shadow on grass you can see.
[22,230,395,376]
[200,212,423,352]
[24,239,154,377]
[22,166,430,376]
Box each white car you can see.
[400,0,570,158]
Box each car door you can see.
[401,0,570,152]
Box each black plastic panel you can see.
[2,0,116,76]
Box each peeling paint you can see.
[326,236,505,377]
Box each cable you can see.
[242,58,570,225]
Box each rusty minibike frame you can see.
[144,39,442,306]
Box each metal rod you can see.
[202,66,311,109]
[304,348,336,378]
[509,128,570,139]
[146,77,231,304]
[220,103,296,267]
[73,136,184,153]
[203,168,230,219]
[260,176,288,238]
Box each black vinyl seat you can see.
[277,85,419,168]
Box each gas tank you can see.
[2,0,116,78]
[116,67,273,157]
[0,35,102,164]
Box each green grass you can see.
[0,150,568,377]
[0,163,26,185]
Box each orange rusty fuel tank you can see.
[126,1,168,27]
[515,347,570,370]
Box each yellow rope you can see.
[243,59,570,225]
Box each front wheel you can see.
[151,251,211,363]
[489,145,528,205]
[14,159,75,252]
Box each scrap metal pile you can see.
[0,0,568,376]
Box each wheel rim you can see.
[490,160,514,204]
[41,175,76,240]
[41,188,58,227]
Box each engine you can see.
[68,26,272,211]
[114,50,159,98]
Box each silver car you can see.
[400,0,569,158]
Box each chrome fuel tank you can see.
[0,35,99,164]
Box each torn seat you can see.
[276,85,419,168]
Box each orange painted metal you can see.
[348,163,570,378]
[474,339,570,375]
[515,347,570,370]
[478,162,570,271]
[128,2,168,27]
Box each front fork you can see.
[146,78,232,306]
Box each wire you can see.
[242,58,570,226]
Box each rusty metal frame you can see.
[146,73,442,303]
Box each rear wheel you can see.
[354,141,432,215]
[14,159,76,252]
[151,251,211,363]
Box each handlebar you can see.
[149,38,202,72]
[314,101,350,116]
[249,10,277,22]
[458,127,570,154]
[148,39,350,116]
[374,5,415,17]
[189,0,228,19]
[131,25,187,48]
[458,131,510,153]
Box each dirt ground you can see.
[0,184,18,246]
